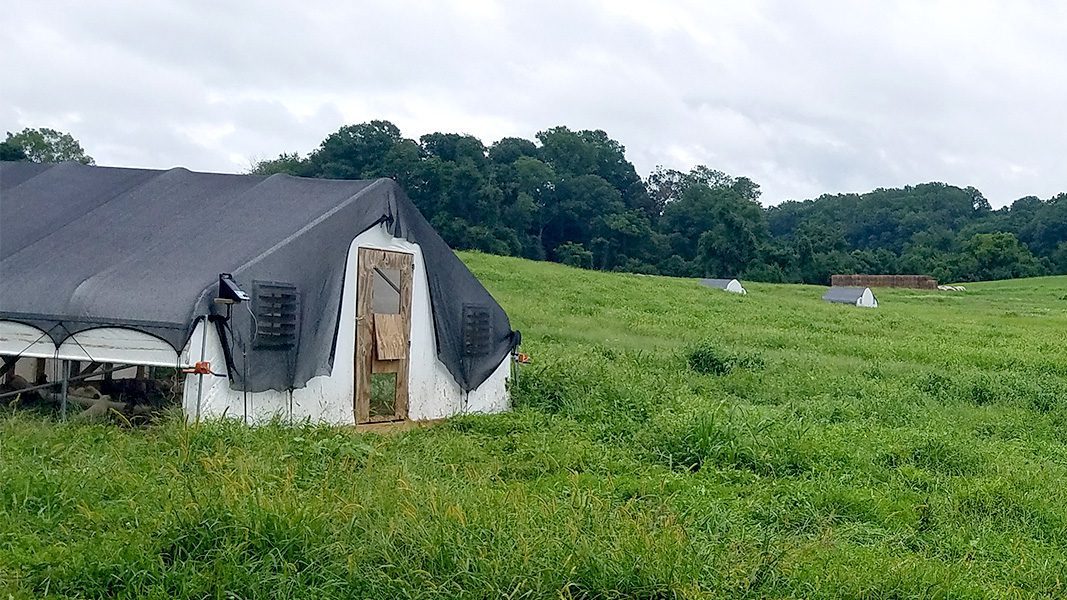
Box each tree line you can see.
[4,123,1064,284]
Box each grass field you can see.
[4,254,1067,598]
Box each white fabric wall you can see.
[0,321,180,366]
[0,321,57,358]
[57,328,181,365]
[182,224,510,424]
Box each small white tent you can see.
[822,286,878,308]
[700,278,747,295]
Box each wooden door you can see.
[355,248,413,423]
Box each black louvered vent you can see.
[252,281,300,350]
[462,304,493,357]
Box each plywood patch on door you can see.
[374,314,407,360]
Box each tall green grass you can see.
[3,257,1067,598]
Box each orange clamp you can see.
[181,361,214,375]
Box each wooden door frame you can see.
[354,248,413,424]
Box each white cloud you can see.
[1,0,1064,206]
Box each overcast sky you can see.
[2,1,1064,207]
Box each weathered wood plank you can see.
[374,314,407,360]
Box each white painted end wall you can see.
[182,224,511,425]
[857,288,879,308]
[726,279,747,295]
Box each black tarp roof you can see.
[822,286,873,304]
[0,162,517,392]
[699,278,741,289]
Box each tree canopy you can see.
[3,121,1060,285]
[249,120,1063,284]
[3,128,94,165]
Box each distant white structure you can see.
[937,285,967,292]
[700,278,747,295]
[823,286,878,308]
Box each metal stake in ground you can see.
[60,359,69,420]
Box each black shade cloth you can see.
[822,287,873,304]
[0,162,517,392]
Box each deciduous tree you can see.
[4,128,94,164]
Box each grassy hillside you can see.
[4,255,1067,598]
